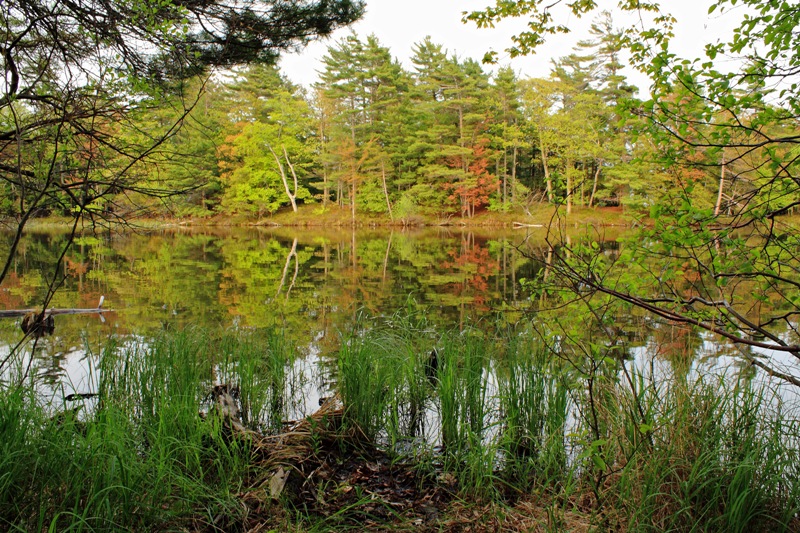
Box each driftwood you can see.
[0,296,112,319]
[512,221,544,228]
[21,313,55,336]
[207,384,252,436]
[248,394,346,501]
[205,386,346,502]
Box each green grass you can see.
[333,314,800,529]
[497,335,569,490]
[0,328,293,531]
[1,321,798,531]
[606,373,800,532]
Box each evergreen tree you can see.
[146,77,231,216]
[316,34,412,219]
[0,0,364,289]
[218,65,316,215]
[487,66,527,209]
[410,39,497,217]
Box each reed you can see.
[429,330,502,498]
[0,328,281,531]
[435,330,492,452]
[597,367,800,532]
[497,335,569,490]
[2,322,798,531]
[335,317,800,530]
[336,318,398,441]
[218,328,291,431]
[336,307,442,445]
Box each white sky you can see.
[278,0,746,93]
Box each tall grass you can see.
[0,327,291,531]
[2,320,798,531]
[334,315,800,529]
[217,329,290,430]
[607,372,800,532]
[432,330,500,496]
[337,325,395,441]
[337,308,440,445]
[497,336,569,490]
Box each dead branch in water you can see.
[0,296,112,318]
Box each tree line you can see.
[14,11,771,222]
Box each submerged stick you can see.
[0,296,112,318]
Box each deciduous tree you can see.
[0,0,362,346]
[467,0,800,385]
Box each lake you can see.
[1,224,796,416]
[0,225,566,334]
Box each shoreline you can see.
[14,204,638,231]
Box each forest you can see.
[1,13,758,223]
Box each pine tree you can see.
[487,66,527,209]
[217,65,316,215]
[409,39,496,217]
[316,34,412,220]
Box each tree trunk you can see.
[503,150,508,204]
[511,145,518,204]
[267,144,298,213]
[496,157,502,204]
[381,161,393,221]
[350,126,357,224]
[275,238,298,299]
[319,105,329,207]
[565,159,573,215]
[458,106,466,173]
[323,169,329,207]
[714,151,726,216]
[351,180,356,224]
[540,136,553,203]
[588,161,602,208]
[382,232,392,281]
[282,146,301,210]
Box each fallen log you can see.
[512,221,544,228]
[0,296,112,318]
[246,394,348,501]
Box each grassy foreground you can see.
[1,323,798,531]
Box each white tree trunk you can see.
[267,144,298,213]
[714,151,726,216]
[381,160,393,221]
[540,136,553,203]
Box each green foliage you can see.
[0,0,363,232]
[608,374,800,532]
[315,34,414,218]
[337,323,395,441]
[3,9,668,222]
[462,0,800,386]
[217,65,316,216]
[498,337,569,488]
[1,304,798,530]
[0,328,296,531]
[332,310,800,524]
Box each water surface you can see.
[2,225,795,417]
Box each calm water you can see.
[0,225,560,336]
[0,226,565,408]
[1,225,796,417]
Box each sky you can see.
[278,0,745,93]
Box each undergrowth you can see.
[1,320,798,531]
